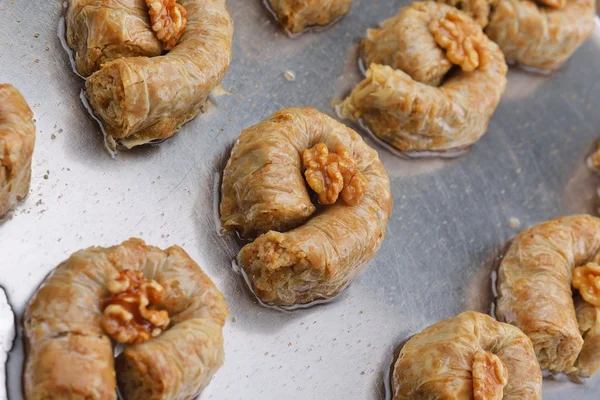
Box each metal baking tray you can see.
[1,0,600,398]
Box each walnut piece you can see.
[146,0,187,50]
[573,263,600,307]
[429,10,489,72]
[302,143,366,206]
[472,349,508,400]
[101,270,169,344]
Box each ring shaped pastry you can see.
[435,0,595,70]
[485,0,595,70]
[338,2,507,155]
[497,215,600,376]
[220,107,392,306]
[0,84,35,219]
[434,0,498,27]
[24,238,228,400]
[66,0,162,78]
[266,0,353,34]
[392,311,542,400]
[80,0,233,149]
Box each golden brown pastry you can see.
[435,0,595,70]
[434,0,497,27]
[66,0,162,77]
[392,311,542,400]
[0,84,35,219]
[84,0,233,149]
[573,296,600,376]
[267,0,353,34]
[220,107,392,306]
[24,238,228,400]
[497,215,600,376]
[485,0,595,70]
[339,2,507,154]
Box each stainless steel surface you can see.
[1,0,600,398]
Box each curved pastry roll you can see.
[485,0,595,70]
[339,2,507,154]
[497,215,600,375]
[24,238,228,400]
[66,0,162,77]
[85,0,234,148]
[434,0,496,27]
[267,0,353,34]
[393,311,542,400]
[0,84,35,219]
[220,107,392,306]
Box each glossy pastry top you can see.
[267,0,353,33]
[393,311,542,400]
[220,107,392,306]
[24,238,228,400]
[85,0,234,149]
[497,214,600,376]
[339,2,507,154]
[66,0,162,77]
[485,0,595,70]
[0,84,35,218]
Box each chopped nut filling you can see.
[146,0,187,50]
[573,263,600,307]
[472,349,508,400]
[429,10,490,71]
[302,143,366,206]
[101,270,169,344]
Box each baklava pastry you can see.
[338,2,507,154]
[497,214,600,376]
[83,0,233,149]
[485,0,595,70]
[392,311,542,400]
[0,84,35,219]
[65,0,162,77]
[267,0,353,34]
[220,107,392,306]
[435,0,595,70]
[24,238,228,400]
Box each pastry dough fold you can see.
[393,311,542,400]
[220,108,392,306]
[0,84,35,219]
[85,0,234,148]
[497,215,600,375]
[24,238,228,400]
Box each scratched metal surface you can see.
[1,0,600,398]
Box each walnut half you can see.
[146,0,187,50]
[472,349,508,400]
[573,263,600,307]
[101,270,169,344]
[429,10,490,72]
[302,143,366,206]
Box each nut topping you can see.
[146,0,187,50]
[573,263,600,307]
[302,143,367,206]
[430,10,490,72]
[101,270,169,344]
